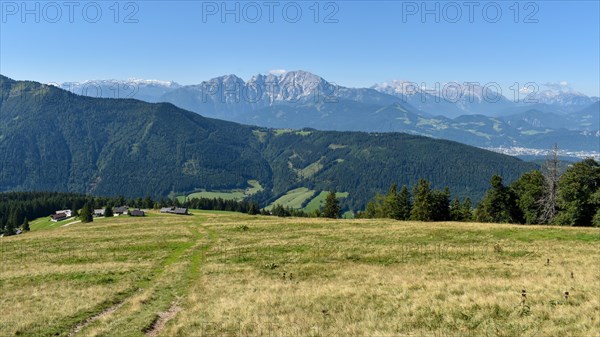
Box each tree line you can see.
[358,155,600,227]
[0,192,262,236]
[267,191,342,219]
[1,155,598,232]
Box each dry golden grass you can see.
[1,212,599,336]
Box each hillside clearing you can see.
[266,188,316,210]
[178,180,264,203]
[304,191,349,213]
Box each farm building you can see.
[129,209,145,217]
[51,212,67,222]
[160,207,189,215]
[113,206,129,215]
[56,209,72,217]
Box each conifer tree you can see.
[323,191,341,219]
[22,217,30,231]
[431,187,451,221]
[450,198,463,221]
[476,175,519,223]
[411,179,434,221]
[248,202,259,215]
[396,185,412,220]
[556,159,600,226]
[461,197,473,221]
[104,206,114,217]
[80,203,93,223]
[384,183,401,219]
[71,201,79,217]
[4,211,17,236]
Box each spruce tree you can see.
[397,185,412,220]
[71,202,79,217]
[248,202,259,215]
[384,183,401,219]
[80,203,93,223]
[272,204,286,217]
[323,191,341,219]
[4,215,16,236]
[512,170,545,224]
[4,209,18,236]
[22,217,30,231]
[555,159,600,226]
[411,179,434,221]
[104,206,114,217]
[476,175,519,223]
[431,187,451,221]
[450,198,463,221]
[461,198,473,221]
[143,196,154,209]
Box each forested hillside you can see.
[0,75,537,209]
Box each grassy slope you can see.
[0,213,598,336]
[178,180,264,203]
[266,188,316,210]
[304,191,350,213]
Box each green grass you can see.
[304,191,349,213]
[521,129,553,136]
[246,179,263,194]
[30,216,77,231]
[274,129,312,136]
[186,190,245,201]
[296,159,324,179]
[266,188,316,210]
[417,117,449,130]
[178,180,263,202]
[1,213,599,337]
[274,129,294,136]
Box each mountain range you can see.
[1,75,537,210]
[57,71,600,153]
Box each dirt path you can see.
[61,220,81,227]
[66,222,215,336]
[144,303,183,337]
[67,301,125,337]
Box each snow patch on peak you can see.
[268,69,287,75]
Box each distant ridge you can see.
[54,71,600,153]
[1,74,537,208]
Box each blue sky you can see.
[1,0,599,96]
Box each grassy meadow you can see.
[177,181,264,203]
[0,211,599,336]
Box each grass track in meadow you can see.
[1,212,599,336]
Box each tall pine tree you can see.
[450,198,463,221]
[384,183,401,219]
[476,175,520,223]
[323,191,341,219]
[396,185,412,220]
[80,203,93,223]
[22,217,30,231]
[411,179,434,221]
[556,159,600,226]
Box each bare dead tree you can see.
[538,144,560,224]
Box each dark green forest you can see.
[2,157,597,236]
[0,191,262,235]
[360,158,600,227]
[1,75,536,212]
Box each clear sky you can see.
[1,0,599,96]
